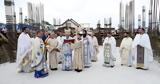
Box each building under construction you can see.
[120,0,135,34]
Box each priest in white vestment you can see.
[32,30,48,78]
[57,31,65,64]
[132,28,153,70]
[16,27,33,73]
[120,32,133,66]
[90,32,99,62]
[103,32,116,68]
[62,29,74,71]
[72,32,84,72]
[46,32,60,70]
[82,30,93,68]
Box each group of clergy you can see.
[16,26,153,78]
[16,27,99,78]
[103,28,153,70]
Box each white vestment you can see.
[32,37,48,78]
[62,36,73,70]
[83,35,93,67]
[120,37,133,66]
[91,36,99,61]
[16,32,32,72]
[132,34,153,69]
[31,37,47,71]
[72,37,84,70]
[46,38,59,69]
[57,36,65,63]
[103,36,116,67]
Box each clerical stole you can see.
[83,38,91,67]
[137,45,144,67]
[104,43,111,64]
[73,40,83,70]
[62,39,74,71]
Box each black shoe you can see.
[121,64,124,66]
[91,60,97,62]
[110,66,114,68]
[75,69,78,71]
[104,62,109,64]
[136,67,142,69]
[50,68,58,71]
[77,69,82,72]
[58,62,62,64]
[128,65,132,67]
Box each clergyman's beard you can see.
[78,37,81,40]
[124,36,128,37]
[83,34,87,38]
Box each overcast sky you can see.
[0,0,150,28]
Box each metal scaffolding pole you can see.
[4,0,17,62]
[142,6,146,29]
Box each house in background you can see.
[55,19,81,35]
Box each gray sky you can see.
[0,0,150,28]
